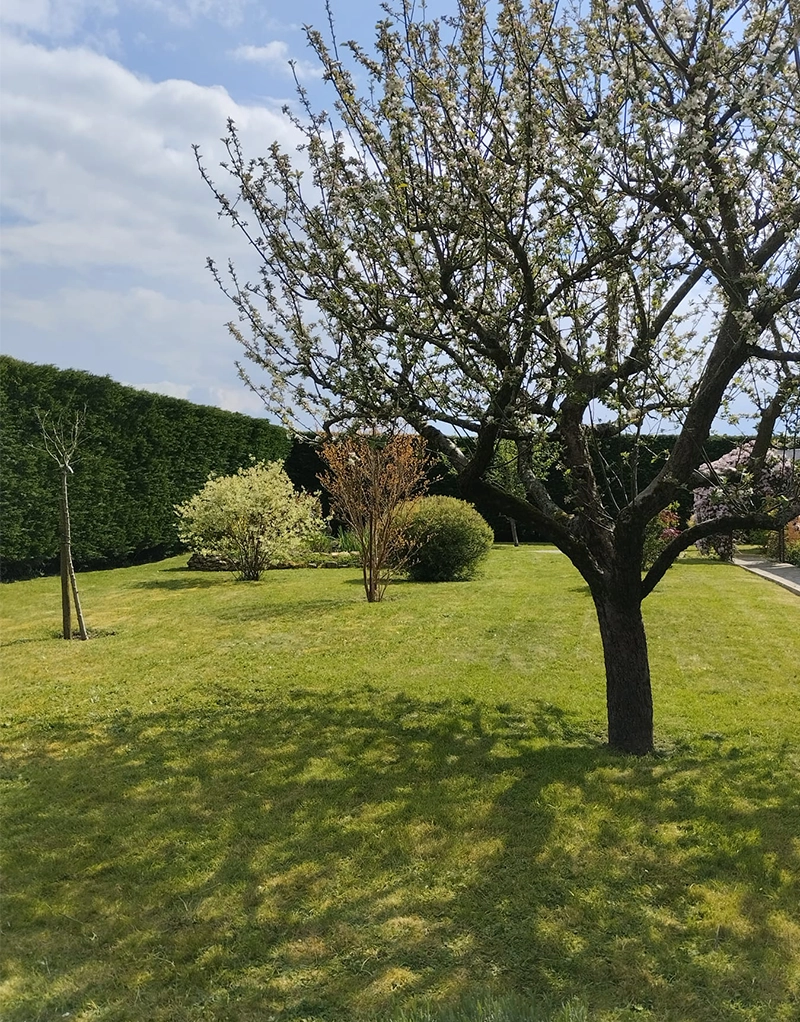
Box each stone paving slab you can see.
[732,555,800,597]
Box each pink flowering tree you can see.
[198,0,800,754]
[694,442,800,560]
[642,504,683,571]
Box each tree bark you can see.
[68,558,88,640]
[61,467,88,640]
[594,593,654,755]
[59,472,72,640]
[60,545,72,640]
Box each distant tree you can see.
[199,0,800,753]
[485,438,555,546]
[319,433,430,602]
[693,442,800,560]
[35,409,89,640]
[175,461,325,581]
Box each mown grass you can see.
[1,546,798,1021]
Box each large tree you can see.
[197,0,800,754]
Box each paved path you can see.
[732,553,800,597]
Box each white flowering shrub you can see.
[175,461,325,580]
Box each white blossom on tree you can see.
[197,0,800,753]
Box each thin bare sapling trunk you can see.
[59,482,71,640]
[61,465,88,639]
[35,409,89,640]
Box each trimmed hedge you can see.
[0,357,289,579]
[1,356,751,578]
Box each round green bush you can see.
[404,496,494,582]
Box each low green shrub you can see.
[747,528,771,547]
[766,539,800,566]
[306,527,361,557]
[404,496,494,582]
[333,527,361,553]
[763,519,800,565]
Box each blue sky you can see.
[0,1,781,436]
[0,1,452,414]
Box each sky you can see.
[0,2,787,436]
[0,0,451,416]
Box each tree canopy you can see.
[198,0,800,753]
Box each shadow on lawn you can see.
[677,556,734,567]
[3,690,798,1022]
[132,575,227,591]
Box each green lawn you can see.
[1,546,798,1022]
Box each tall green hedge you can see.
[0,357,289,579]
[1,356,747,579]
[284,433,742,545]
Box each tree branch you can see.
[642,509,799,597]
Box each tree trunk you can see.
[59,472,72,640]
[61,468,88,640]
[60,542,72,639]
[362,513,377,602]
[68,554,88,640]
[594,593,654,755]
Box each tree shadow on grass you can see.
[132,576,225,590]
[677,556,734,567]
[2,689,797,1022]
[215,596,363,625]
[339,575,415,587]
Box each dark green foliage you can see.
[278,434,743,546]
[1,355,750,578]
[764,528,800,566]
[0,357,288,579]
[442,435,742,545]
[578,434,739,528]
[784,543,800,566]
[405,496,494,582]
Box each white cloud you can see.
[0,0,116,39]
[1,35,303,279]
[128,381,266,415]
[0,0,252,39]
[141,0,253,30]
[231,40,287,62]
[207,384,266,414]
[2,284,239,377]
[0,34,305,410]
[230,39,322,79]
